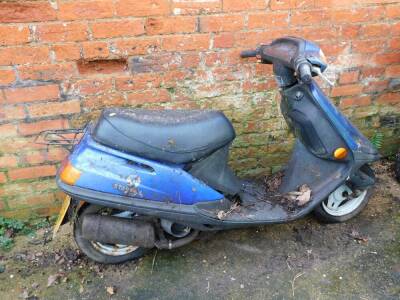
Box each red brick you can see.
[58,0,114,20]
[339,71,359,84]
[386,65,400,77]
[320,42,348,57]
[270,0,296,10]
[18,119,69,136]
[9,165,56,181]
[331,84,363,97]
[248,12,289,29]
[0,69,16,85]
[0,2,57,23]
[72,78,114,95]
[234,31,273,47]
[0,46,50,66]
[47,148,69,162]
[127,89,170,105]
[3,85,60,104]
[115,37,162,56]
[364,80,389,93]
[223,0,267,11]
[26,193,55,206]
[37,22,88,43]
[340,96,371,108]
[115,74,161,91]
[360,23,390,38]
[329,9,369,23]
[82,41,110,59]
[162,34,210,51]
[52,43,81,61]
[214,33,235,48]
[0,172,6,184]
[83,92,125,109]
[91,19,145,38]
[0,124,18,138]
[28,100,81,118]
[386,5,400,19]
[375,53,400,65]
[361,67,385,79]
[18,63,77,81]
[389,37,400,50]
[340,25,360,39]
[77,59,127,75]
[352,39,384,54]
[301,26,338,42]
[291,10,327,26]
[0,105,25,122]
[146,16,197,35]
[0,155,18,168]
[377,92,400,104]
[0,25,30,46]
[22,151,46,165]
[171,0,221,15]
[200,15,244,32]
[115,0,170,17]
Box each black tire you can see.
[73,204,148,264]
[313,187,373,223]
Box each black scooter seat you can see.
[92,108,236,164]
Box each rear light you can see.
[60,161,81,185]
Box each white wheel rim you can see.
[322,184,367,216]
[90,210,139,256]
[91,241,138,256]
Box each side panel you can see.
[281,82,352,161]
[67,133,224,205]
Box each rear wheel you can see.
[73,204,148,264]
[314,183,372,223]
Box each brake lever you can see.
[312,66,334,86]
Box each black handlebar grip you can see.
[240,50,258,58]
[298,63,312,83]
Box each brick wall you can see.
[0,0,399,218]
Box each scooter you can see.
[51,37,380,264]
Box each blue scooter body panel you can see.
[309,81,361,151]
[68,131,224,205]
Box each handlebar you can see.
[240,49,258,58]
[297,63,312,83]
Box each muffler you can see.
[81,214,155,248]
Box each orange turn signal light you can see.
[60,162,81,185]
[333,147,348,160]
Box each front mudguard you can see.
[349,164,375,190]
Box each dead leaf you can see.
[19,289,29,299]
[217,210,226,220]
[79,285,84,294]
[217,202,240,220]
[106,286,116,295]
[286,184,311,206]
[47,273,62,287]
[296,184,311,206]
[349,229,368,243]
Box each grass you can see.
[0,216,52,251]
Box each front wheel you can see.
[314,183,373,223]
[73,204,148,264]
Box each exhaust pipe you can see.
[81,214,155,248]
[160,219,191,238]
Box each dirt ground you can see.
[0,162,399,300]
